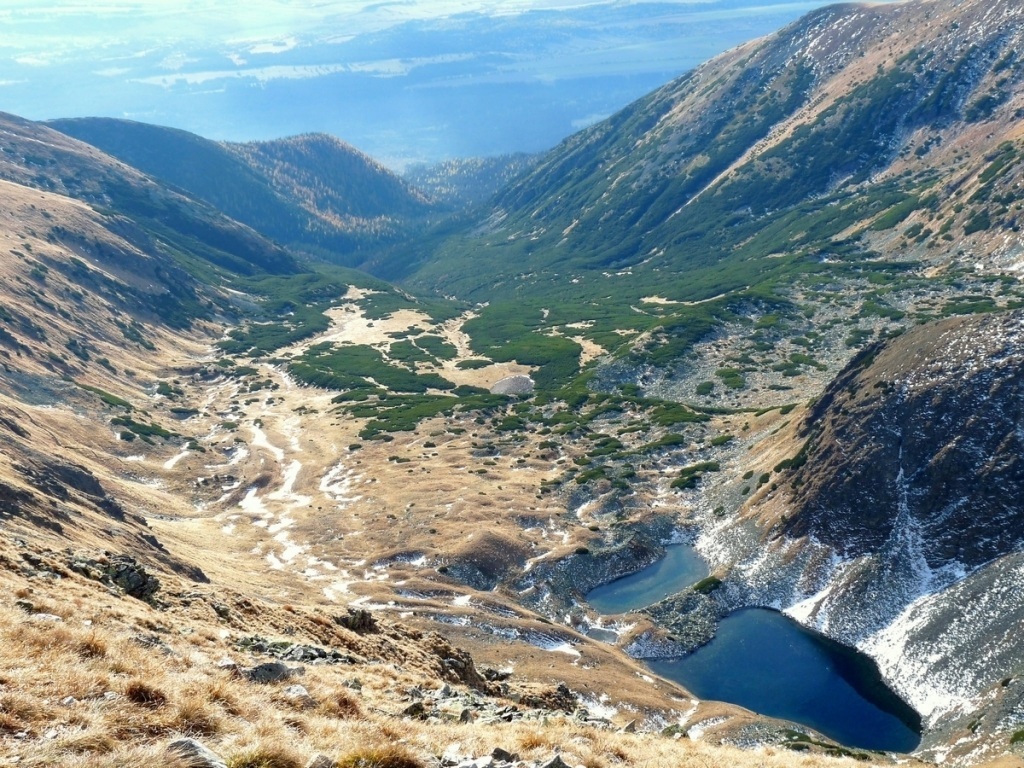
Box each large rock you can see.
[105,555,161,599]
[243,661,304,684]
[489,376,534,396]
[68,552,160,600]
[165,738,228,768]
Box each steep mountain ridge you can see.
[411,0,1024,295]
[688,311,1024,762]
[48,118,437,264]
[0,112,297,282]
[376,0,1024,407]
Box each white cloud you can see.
[133,63,352,87]
[132,52,477,87]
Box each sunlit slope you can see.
[387,0,1024,377]
[49,117,437,264]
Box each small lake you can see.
[648,608,921,752]
[585,543,708,614]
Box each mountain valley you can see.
[3,0,1024,766]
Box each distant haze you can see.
[2,0,896,166]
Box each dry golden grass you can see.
[0,559,916,768]
[335,744,425,768]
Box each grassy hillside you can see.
[49,118,439,265]
[378,0,1024,396]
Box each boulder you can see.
[283,684,318,709]
[244,661,303,684]
[68,552,160,600]
[334,608,377,633]
[105,555,160,599]
[489,375,535,396]
[491,747,519,763]
[165,738,228,768]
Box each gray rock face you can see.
[243,661,304,684]
[784,311,1024,569]
[104,554,161,599]
[489,375,534,396]
[67,553,161,600]
[700,311,1024,753]
[165,738,228,768]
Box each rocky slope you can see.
[694,311,1024,763]
[0,112,297,283]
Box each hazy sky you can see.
[0,0,889,163]
[0,1,839,56]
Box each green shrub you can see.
[672,461,720,489]
[715,367,746,390]
[78,384,133,410]
[693,576,722,594]
[964,209,991,235]
[110,416,174,440]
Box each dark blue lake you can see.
[648,608,921,752]
[585,543,708,614]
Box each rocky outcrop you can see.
[68,552,161,600]
[490,375,535,396]
[516,517,678,614]
[701,311,1024,757]
[784,311,1024,569]
[16,457,126,520]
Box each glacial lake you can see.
[649,608,921,752]
[585,546,920,752]
[585,543,708,614]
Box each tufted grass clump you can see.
[336,745,425,768]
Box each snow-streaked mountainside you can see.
[395,0,1024,302]
[698,312,1024,763]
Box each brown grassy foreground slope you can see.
[0,538,924,768]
